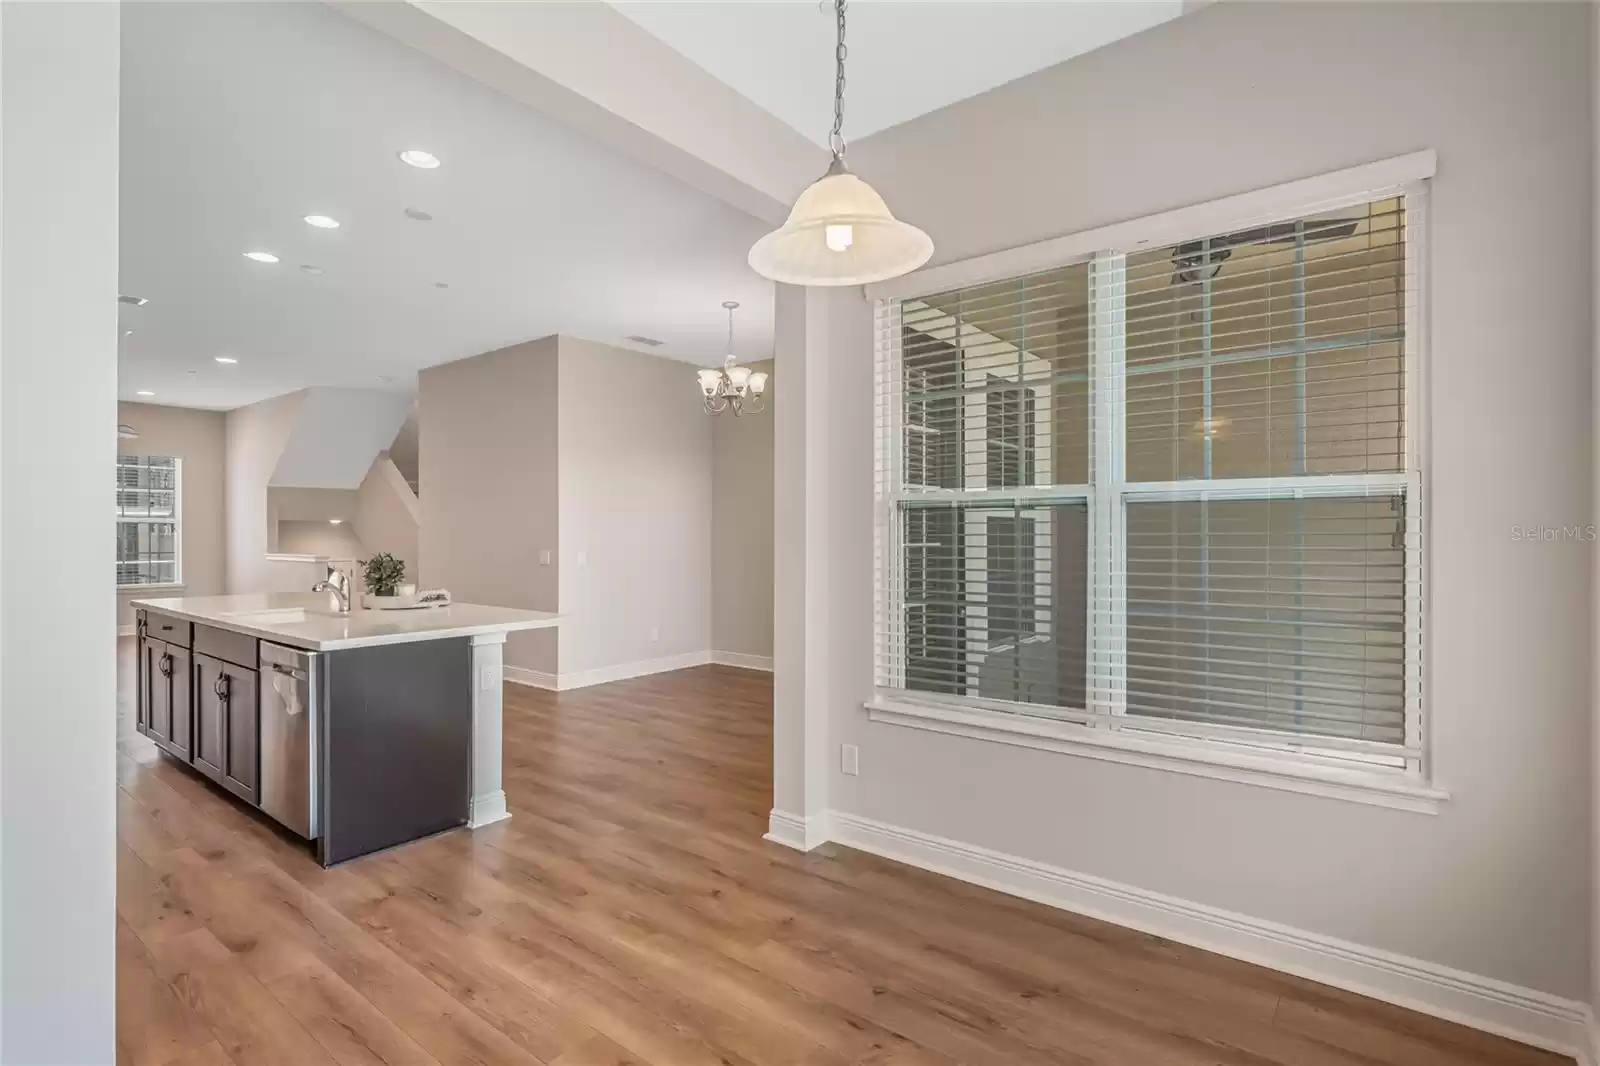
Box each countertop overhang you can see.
[130,592,560,652]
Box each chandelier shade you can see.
[748,164,933,287]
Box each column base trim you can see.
[468,790,510,829]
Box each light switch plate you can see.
[841,743,859,776]
[538,549,552,566]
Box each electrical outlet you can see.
[576,549,588,566]
[841,743,859,776]
[649,626,660,642]
[478,665,496,692]
[538,549,552,566]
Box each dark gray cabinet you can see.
[193,651,260,805]
[135,611,259,807]
[139,631,191,761]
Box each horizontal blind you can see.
[876,190,1423,764]
[1124,494,1409,746]
[116,455,181,587]
[1103,195,1421,756]
[876,263,1094,715]
[1123,198,1407,483]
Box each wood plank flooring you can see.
[114,640,1568,1066]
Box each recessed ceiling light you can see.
[398,149,440,169]
[214,356,238,364]
[300,265,324,276]
[244,251,279,263]
[434,281,449,289]
[329,518,344,525]
[119,294,148,307]
[303,214,340,229]
[403,207,433,222]
[136,390,155,397]
[625,334,665,347]
[123,329,133,337]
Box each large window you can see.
[876,190,1422,780]
[116,455,181,587]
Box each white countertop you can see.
[130,592,559,652]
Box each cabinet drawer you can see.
[145,611,192,648]
[195,624,257,671]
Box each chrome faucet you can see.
[312,565,352,614]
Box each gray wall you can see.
[834,0,1592,998]
[1,1,121,1057]
[712,359,775,660]
[1592,0,1599,1028]
[117,402,226,627]
[419,338,560,674]
[557,337,713,676]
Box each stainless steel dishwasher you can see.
[259,642,318,839]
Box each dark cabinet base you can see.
[317,639,472,866]
[136,610,473,869]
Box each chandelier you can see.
[747,0,932,286]
[697,301,768,416]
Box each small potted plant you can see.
[361,552,412,609]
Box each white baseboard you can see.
[709,651,773,672]
[764,809,831,851]
[1582,1015,1600,1066]
[505,650,725,692]
[467,790,511,829]
[504,665,559,691]
[826,810,1591,1061]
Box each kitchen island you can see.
[130,591,557,865]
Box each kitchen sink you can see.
[222,608,311,625]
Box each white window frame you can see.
[116,454,184,590]
[869,152,1443,813]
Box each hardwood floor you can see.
[115,640,1567,1066]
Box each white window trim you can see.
[116,455,184,590]
[865,696,1447,814]
[871,153,1439,811]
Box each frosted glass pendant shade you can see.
[749,163,933,287]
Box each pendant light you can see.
[748,0,932,287]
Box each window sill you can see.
[118,582,185,593]
[864,696,1448,814]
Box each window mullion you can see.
[1089,252,1127,725]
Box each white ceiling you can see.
[609,1,1187,149]
[118,1,776,411]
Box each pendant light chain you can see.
[746,0,932,285]
[829,0,848,161]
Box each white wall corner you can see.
[505,651,716,692]
[504,665,559,691]
[764,809,832,852]
[825,810,1593,1061]
[710,651,773,672]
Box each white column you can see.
[467,632,512,827]
[769,285,870,852]
[0,1,121,1059]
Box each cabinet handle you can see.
[214,673,230,701]
[158,654,172,678]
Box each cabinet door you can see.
[165,643,192,761]
[191,653,227,785]
[143,639,172,745]
[220,661,259,805]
